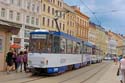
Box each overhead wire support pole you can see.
[54,10,71,32]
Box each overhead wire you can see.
[79,0,101,25]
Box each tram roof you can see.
[53,32,82,43]
[30,31,82,43]
[84,41,94,47]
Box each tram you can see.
[28,29,102,75]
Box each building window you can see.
[52,20,54,28]
[37,6,40,13]
[10,0,14,4]
[52,8,54,15]
[1,8,6,17]
[43,4,46,12]
[63,24,65,31]
[42,17,45,26]
[26,16,30,23]
[36,18,39,25]
[47,19,50,26]
[9,10,13,20]
[53,0,55,3]
[17,0,21,7]
[48,6,50,13]
[27,1,30,9]
[60,23,61,29]
[31,17,34,24]
[16,12,20,21]
[32,4,35,12]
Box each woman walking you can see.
[16,51,23,72]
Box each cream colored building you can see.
[63,3,76,36]
[88,22,97,45]
[41,0,65,32]
[95,25,108,55]
[0,0,41,49]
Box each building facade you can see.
[88,22,96,45]
[72,6,89,41]
[108,31,124,55]
[41,0,65,32]
[0,0,41,49]
[63,3,76,36]
[95,25,108,55]
[0,22,20,71]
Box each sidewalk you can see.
[0,71,31,83]
[96,63,120,83]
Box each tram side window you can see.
[60,38,66,53]
[74,42,81,54]
[83,45,87,54]
[67,39,73,54]
[73,42,76,54]
[47,34,53,53]
[52,36,60,53]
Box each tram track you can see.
[58,62,110,83]
[19,62,109,83]
[0,62,110,83]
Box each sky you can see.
[64,0,125,35]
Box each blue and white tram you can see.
[28,29,100,74]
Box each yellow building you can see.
[71,6,89,41]
[88,22,97,45]
[41,0,65,32]
[63,3,76,37]
[108,31,124,55]
[95,25,108,55]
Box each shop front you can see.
[0,24,20,71]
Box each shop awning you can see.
[10,43,21,49]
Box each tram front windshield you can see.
[29,34,51,53]
[29,33,60,53]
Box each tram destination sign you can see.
[32,34,47,39]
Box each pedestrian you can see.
[6,50,13,74]
[23,51,28,72]
[118,55,123,83]
[114,55,118,65]
[119,55,125,83]
[12,51,17,71]
[16,51,23,72]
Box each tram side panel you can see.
[28,53,84,74]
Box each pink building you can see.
[0,23,19,71]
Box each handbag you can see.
[117,68,120,76]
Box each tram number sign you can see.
[32,34,47,39]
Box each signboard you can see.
[32,34,47,39]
